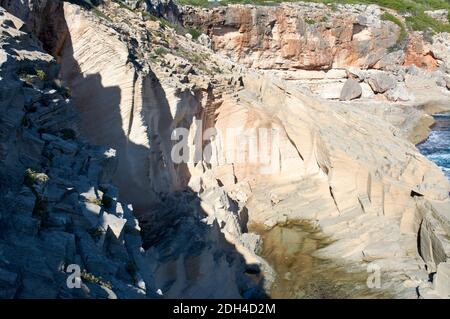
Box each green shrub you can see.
[81,270,113,290]
[112,0,134,11]
[35,69,46,81]
[406,12,450,34]
[154,47,168,56]
[24,168,49,187]
[158,18,175,29]
[187,27,202,40]
[87,197,103,206]
[17,67,47,84]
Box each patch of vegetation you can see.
[406,12,450,34]
[23,168,49,224]
[35,69,46,81]
[18,67,47,85]
[87,197,103,206]
[92,7,112,21]
[24,168,49,187]
[188,52,204,64]
[328,3,338,12]
[81,270,113,290]
[187,27,202,40]
[305,18,316,25]
[158,17,176,29]
[112,0,134,11]
[148,53,160,63]
[86,194,113,209]
[154,47,169,56]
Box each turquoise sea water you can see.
[418,113,450,180]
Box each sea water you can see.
[418,113,450,180]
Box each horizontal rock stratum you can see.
[0,0,450,299]
[181,3,440,71]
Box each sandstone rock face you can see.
[340,78,362,101]
[0,3,267,299]
[180,3,438,72]
[59,4,168,211]
[176,3,450,109]
[2,0,450,299]
[404,34,438,71]
[179,3,450,79]
[208,72,450,297]
[60,2,268,298]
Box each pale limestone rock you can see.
[197,33,211,48]
[325,69,348,79]
[182,3,399,70]
[0,49,6,68]
[434,262,450,298]
[4,0,450,299]
[101,212,127,239]
[431,33,450,73]
[360,82,375,98]
[374,50,405,71]
[386,82,414,102]
[367,71,396,93]
[82,202,102,228]
[340,79,362,101]
[418,199,450,273]
[424,9,449,24]
[314,82,344,99]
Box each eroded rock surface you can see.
[1,0,450,299]
[0,4,267,298]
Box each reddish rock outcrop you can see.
[404,34,438,71]
[182,4,402,70]
[181,3,441,72]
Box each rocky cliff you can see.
[181,3,440,70]
[0,2,267,298]
[0,6,147,298]
[179,3,450,106]
[1,0,450,299]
